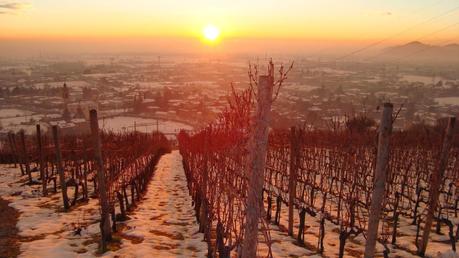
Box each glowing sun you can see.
[203,24,220,42]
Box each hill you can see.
[380,41,459,63]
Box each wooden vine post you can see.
[418,117,456,256]
[288,126,299,236]
[11,133,24,174]
[199,127,209,235]
[364,102,393,258]
[52,125,70,210]
[242,71,274,257]
[89,109,112,251]
[36,124,47,196]
[19,130,32,183]
[7,132,18,168]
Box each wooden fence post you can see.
[288,126,299,236]
[52,125,70,210]
[364,102,393,258]
[89,109,112,250]
[418,117,456,256]
[242,72,274,258]
[37,124,47,196]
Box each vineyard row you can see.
[0,110,171,251]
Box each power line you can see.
[365,20,459,61]
[309,0,448,58]
[409,0,446,16]
[335,4,459,61]
[394,37,458,62]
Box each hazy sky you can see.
[0,0,458,55]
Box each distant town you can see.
[1,52,458,137]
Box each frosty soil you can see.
[0,151,207,257]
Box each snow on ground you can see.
[0,151,207,258]
[106,151,207,257]
[1,114,44,126]
[0,165,101,258]
[400,74,454,85]
[0,108,43,135]
[0,108,34,118]
[34,81,90,91]
[99,116,192,135]
[264,193,459,258]
[435,97,459,106]
[2,150,457,257]
[267,223,317,257]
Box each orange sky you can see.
[0,0,458,55]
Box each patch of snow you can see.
[435,97,459,106]
[108,151,207,257]
[0,165,100,258]
[99,116,192,135]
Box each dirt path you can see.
[0,197,20,258]
[109,150,207,257]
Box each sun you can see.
[203,24,220,42]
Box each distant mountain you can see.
[380,41,459,63]
[444,43,459,50]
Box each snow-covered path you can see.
[109,150,207,257]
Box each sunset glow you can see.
[203,24,220,42]
[0,1,458,56]
[1,1,458,43]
